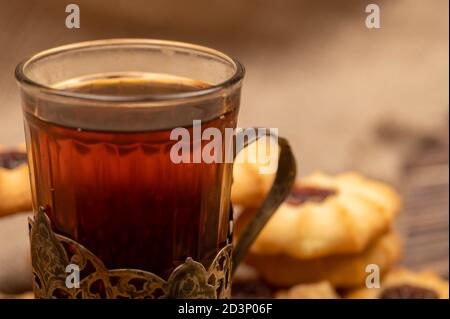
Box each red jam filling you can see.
[286,185,337,206]
[0,151,28,169]
[380,284,439,299]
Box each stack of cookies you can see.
[0,145,33,296]
[231,142,448,298]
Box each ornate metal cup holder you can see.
[29,208,232,299]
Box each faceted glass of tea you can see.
[16,39,244,280]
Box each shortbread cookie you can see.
[346,268,449,299]
[236,171,401,259]
[231,137,278,208]
[246,231,402,288]
[0,145,32,217]
[276,281,339,299]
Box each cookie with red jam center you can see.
[0,145,32,217]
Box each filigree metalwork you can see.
[28,208,232,299]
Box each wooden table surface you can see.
[400,129,449,278]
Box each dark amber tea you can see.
[24,74,238,278]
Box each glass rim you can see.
[15,38,245,103]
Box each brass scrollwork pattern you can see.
[29,208,232,299]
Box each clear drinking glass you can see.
[15,39,295,298]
